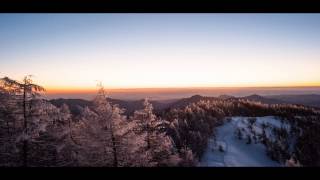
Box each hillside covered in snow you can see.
[200,116,295,167]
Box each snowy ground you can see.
[199,116,285,167]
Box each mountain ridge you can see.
[49,93,320,116]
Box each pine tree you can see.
[75,106,107,166]
[132,98,181,166]
[42,103,79,166]
[0,75,45,166]
[74,84,145,166]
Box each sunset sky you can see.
[1,14,320,93]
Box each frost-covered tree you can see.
[178,146,197,166]
[41,103,79,166]
[74,84,146,166]
[0,76,46,166]
[0,79,21,165]
[0,76,80,167]
[74,106,105,166]
[132,98,181,166]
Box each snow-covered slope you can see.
[199,116,291,167]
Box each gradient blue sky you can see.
[1,14,320,91]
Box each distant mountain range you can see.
[240,94,284,104]
[50,97,174,115]
[49,94,320,116]
[265,94,320,108]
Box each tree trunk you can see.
[22,85,27,167]
[5,118,10,135]
[68,118,80,146]
[146,122,151,149]
[145,114,151,150]
[147,126,151,149]
[110,128,118,167]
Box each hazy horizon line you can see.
[46,85,320,93]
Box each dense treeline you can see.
[1,76,320,166]
[0,76,189,166]
[160,98,320,166]
[293,115,320,166]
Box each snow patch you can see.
[199,116,287,167]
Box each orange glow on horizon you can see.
[45,82,320,94]
[2,14,320,97]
